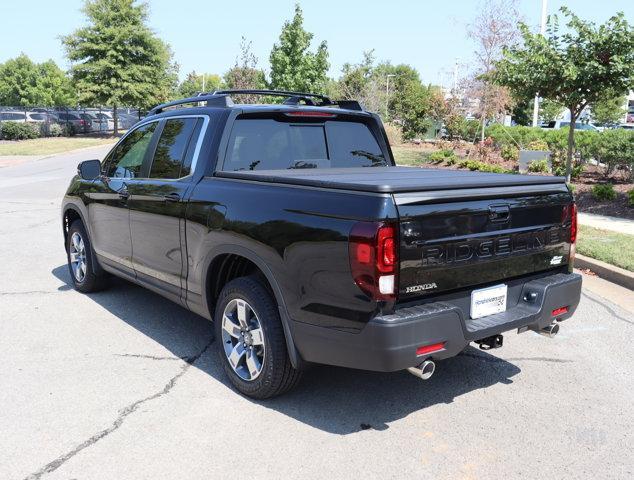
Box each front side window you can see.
[223,118,385,171]
[149,118,199,179]
[105,122,157,178]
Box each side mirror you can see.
[77,160,102,180]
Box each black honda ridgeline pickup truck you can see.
[62,90,581,398]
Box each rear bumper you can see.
[291,272,582,372]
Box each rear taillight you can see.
[349,222,398,301]
[562,203,577,243]
[570,203,577,244]
[563,203,578,270]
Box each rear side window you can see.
[223,118,386,171]
[149,118,200,179]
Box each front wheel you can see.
[66,220,108,293]
[214,276,301,399]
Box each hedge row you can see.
[485,125,634,179]
[0,121,70,140]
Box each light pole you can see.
[385,74,396,120]
[532,0,548,127]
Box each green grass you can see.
[577,225,634,272]
[391,145,431,166]
[0,137,116,156]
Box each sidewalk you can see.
[577,212,634,235]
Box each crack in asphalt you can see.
[114,353,186,361]
[461,353,572,364]
[0,208,58,215]
[0,290,62,296]
[581,291,633,326]
[24,338,214,480]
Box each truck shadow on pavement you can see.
[53,265,521,435]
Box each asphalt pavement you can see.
[1,146,632,480]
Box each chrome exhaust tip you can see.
[538,322,560,338]
[407,360,436,380]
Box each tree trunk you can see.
[480,115,486,142]
[565,110,576,183]
[113,105,118,136]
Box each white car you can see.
[542,120,599,131]
[0,111,48,123]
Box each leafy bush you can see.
[428,149,456,164]
[0,121,40,140]
[628,189,634,207]
[527,159,550,173]
[48,123,64,137]
[445,117,480,142]
[485,124,544,149]
[575,131,600,163]
[461,119,480,143]
[591,183,617,201]
[588,129,634,177]
[500,144,519,161]
[458,159,513,174]
[526,139,548,151]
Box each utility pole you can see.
[202,73,206,93]
[385,74,396,120]
[532,0,548,127]
[453,58,459,95]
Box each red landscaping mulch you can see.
[572,165,634,220]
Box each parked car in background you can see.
[543,120,599,131]
[91,112,115,131]
[118,113,139,129]
[0,111,47,123]
[56,112,89,133]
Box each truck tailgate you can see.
[396,190,574,299]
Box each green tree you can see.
[0,54,75,106]
[62,0,178,134]
[540,99,565,123]
[494,7,634,181]
[178,71,223,98]
[591,90,627,126]
[269,4,329,93]
[373,63,432,139]
[223,37,267,103]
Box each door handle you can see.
[163,192,181,203]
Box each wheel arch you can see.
[202,245,304,369]
[62,201,104,275]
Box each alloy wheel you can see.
[69,232,87,283]
[221,298,266,381]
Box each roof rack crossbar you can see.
[148,89,364,116]
[211,89,333,105]
[148,94,233,115]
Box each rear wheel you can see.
[214,276,301,399]
[66,220,108,293]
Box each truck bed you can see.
[215,166,565,194]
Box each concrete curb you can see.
[575,254,634,291]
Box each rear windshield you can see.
[223,118,386,170]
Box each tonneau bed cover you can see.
[215,167,566,194]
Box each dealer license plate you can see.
[470,284,508,319]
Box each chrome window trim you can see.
[110,114,209,180]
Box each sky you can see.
[1,0,633,89]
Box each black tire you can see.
[66,219,108,293]
[214,276,302,399]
